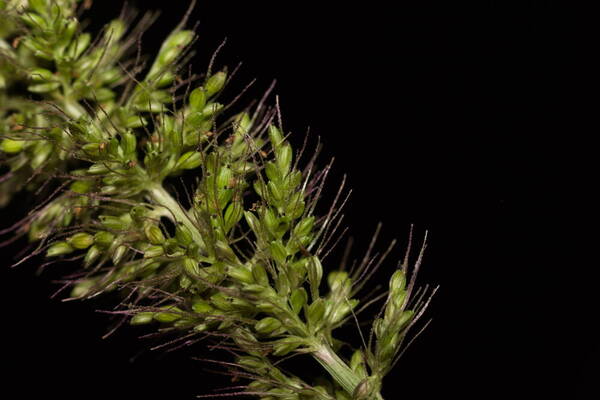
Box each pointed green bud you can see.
[70,279,94,298]
[1,139,24,154]
[183,257,201,276]
[269,240,288,264]
[107,137,121,158]
[306,298,326,329]
[91,88,115,102]
[175,224,193,246]
[210,292,234,311]
[46,241,74,257]
[130,312,154,325]
[350,350,368,377]
[227,265,254,284]
[68,33,91,59]
[277,143,293,175]
[62,19,78,44]
[124,115,147,128]
[290,287,308,314]
[67,232,94,249]
[29,67,53,81]
[253,180,268,199]
[237,356,265,371]
[112,244,127,264]
[255,317,282,334]
[265,161,280,182]
[200,102,223,117]
[144,245,164,258]
[293,217,314,240]
[70,180,92,194]
[286,192,305,219]
[21,12,46,29]
[121,132,137,155]
[217,166,233,188]
[179,274,192,289]
[189,87,207,111]
[154,307,182,323]
[84,245,101,267]
[88,163,109,174]
[263,207,279,235]
[155,71,175,87]
[27,82,61,93]
[100,215,129,231]
[205,71,227,97]
[287,170,303,189]
[389,269,407,292]
[148,30,194,79]
[94,231,115,247]
[328,298,359,325]
[191,298,213,314]
[390,290,407,311]
[224,201,243,232]
[104,19,127,42]
[272,337,303,356]
[100,183,121,193]
[244,211,262,236]
[213,242,235,262]
[234,112,252,135]
[129,205,148,222]
[251,263,269,286]
[144,224,165,245]
[307,256,323,299]
[373,318,384,338]
[328,271,350,293]
[290,258,309,279]
[267,181,283,202]
[396,310,414,330]
[176,151,202,170]
[268,125,284,149]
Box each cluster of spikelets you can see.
[0,1,436,399]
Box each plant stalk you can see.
[312,343,384,399]
[147,184,205,249]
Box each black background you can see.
[1,1,596,399]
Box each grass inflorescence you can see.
[0,1,436,398]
